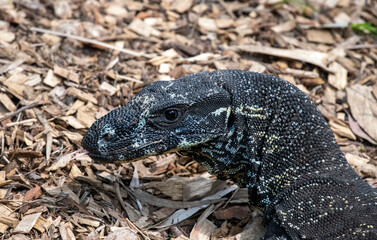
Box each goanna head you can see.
[82,72,232,162]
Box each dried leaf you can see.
[346,85,377,143]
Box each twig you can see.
[30,27,155,59]
[125,218,151,240]
[219,0,236,19]
[9,114,22,150]
[189,0,206,38]
[1,131,6,162]
[34,109,53,169]
[0,57,27,75]
[344,44,377,50]
[107,72,144,84]
[0,100,39,122]
[6,118,37,127]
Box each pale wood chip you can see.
[53,65,80,84]
[151,154,177,173]
[3,74,27,96]
[97,171,117,182]
[170,0,193,13]
[33,216,53,233]
[14,212,42,233]
[324,0,340,8]
[105,4,128,17]
[192,3,208,14]
[346,153,377,179]
[132,161,152,178]
[42,185,80,204]
[143,176,184,201]
[25,206,48,215]
[104,228,140,240]
[69,164,84,179]
[59,116,86,129]
[328,61,347,90]
[41,33,61,45]
[67,87,98,104]
[0,58,26,75]
[25,74,42,87]
[334,12,351,23]
[7,234,31,240]
[279,74,295,85]
[72,213,102,227]
[158,63,171,73]
[43,69,61,87]
[149,49,179,66]
[232,212,266,240]
[0,204,18,230]
[151,208,176,222]
[53,1,72,19]
[249,61,266,73]
[306,29,335,44]
[284,68,319,78]
[0,93,17,112]
[65,100,84,116]
[126,1,144,11]
[76,108,96,128]
[329,118,356,140]
[59,223,75,240]
[62,130,83,144]
[271,20,296,33]
[186,53,218,62]
[183,176,215,201]
[190,219,216,240]
[0,30,15,42]
[215,18,234,29]
[99,81,117,96]
[198,17,218,33]
[128,18,161,37]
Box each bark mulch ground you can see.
[0,0,376,239]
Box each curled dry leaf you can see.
[346,84,377,144]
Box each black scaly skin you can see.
[82,70,377,239]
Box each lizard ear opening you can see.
[227,111,235,130]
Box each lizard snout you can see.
[81,129,100,155]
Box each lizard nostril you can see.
[101,133,113,141]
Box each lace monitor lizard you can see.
[82,70,377,239]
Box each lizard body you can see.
[82,70,377,239]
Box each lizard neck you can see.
[186,71,358,212]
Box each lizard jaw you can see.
[88,151,158,163]
[87,153,118,162]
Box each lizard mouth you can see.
[88,153,117,162]
[86,137,170,163]
[88,152,156,164]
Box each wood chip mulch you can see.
[0,0,376,239]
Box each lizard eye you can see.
[150,105,188,127]
[164,109,179,121]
